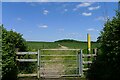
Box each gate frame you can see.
[16,48,97,78]
[80,48,98,76]
[40,49,81,77]
[16,50,40,78]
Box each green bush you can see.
[1,25,28,80]
[87,4,120,80]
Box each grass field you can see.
[27,41,99,50]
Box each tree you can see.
[1,25,28,80]
[87,3,120,80]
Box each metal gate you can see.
[39,49,82,78]
[16,49,97,79]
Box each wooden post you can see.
[87,34,91,68]
[79,49,83,76]
[95,48,98,55]
[87,33,91,54]
[76,50,78,75]
[94,48,98,60]
[37,50,40,79]
[16,48,19,60]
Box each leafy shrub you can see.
[2,25,28,80]
[87,6,120,80]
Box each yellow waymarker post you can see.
[87,33,91,54]
[87,33,91,68]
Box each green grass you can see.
[27,41,99,50]
[27,41,59,50]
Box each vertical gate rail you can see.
[16,50,40,78]
[37,50,40,78]
[80,48,98,76]
[79,49,83,76]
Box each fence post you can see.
[16,48,19,60]
[94,48,98,60]
[79,49,83,76]
[94,48,98,55]
[37,50,40,79]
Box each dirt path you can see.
[40,58,64,78]
[40,44,68,78]
[58,44,68,49]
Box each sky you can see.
[2,0,119,2]
[2,2,118,42]
[0,2,1,25]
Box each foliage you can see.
[87,8,120,80]
[2,25,28,80]
[54,39,81,43]
[27,41,59,50]
[18,54,37,74]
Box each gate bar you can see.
[37,49,40,78]
[41,49,80,51]
[79,49,83,76]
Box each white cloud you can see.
[77,2,92,7]
[17,17,22,21]
[39,0,48,2]
[96,30,99,32]
[73,8,77,11]
[95,16,109,21]
[96,16,109,22]
[82,12,92,16]
[87,28,99,32]
[73,2,92,11]
[43,10,49,15]
[87,28,95,31]
[96,16,104,21]
[12,29,16,31]
[64,9,68,12]
[38,24,48,28]
[88,6,100,10]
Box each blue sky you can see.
[2,2,118,42]
[0,2,1,25]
